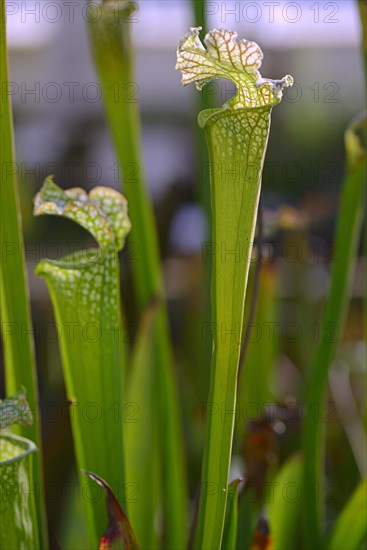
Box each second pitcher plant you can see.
[176,27,293,548]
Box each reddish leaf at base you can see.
[251,515,272,550]
[83,471,141,550]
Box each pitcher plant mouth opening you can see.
[33,176,131,546]
[176,26,293,114]
[0,434,37,466]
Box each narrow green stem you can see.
[87,2,161,306]
[358,0,367,89]
[0,2,48,546]
[302,116,366,547]
[87,4,187,546]
[191,0,214,401]
[191,0,213,224]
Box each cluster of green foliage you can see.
[1,1,366,549]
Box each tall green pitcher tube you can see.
[196,105,274,548]
[176,27,293,548]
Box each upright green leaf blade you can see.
[327,478,367,550]
[87,0,161,305]
[87,4,188,546]
[222,479,243,550]
[302,113,366,548]
[267,454,303,550]
[358,0,367,87]
[124,301,160,549]
[0,2,47,545]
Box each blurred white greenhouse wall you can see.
[5,0,365,198]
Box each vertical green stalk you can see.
[0,2,48,546]
[87,1,160,304]
[328,477,367,550]
[191,0,213,223]
[358,0,367,88]
[124,302,159,549]
[191,0,215,398]
[87,3,187,547]
[176,27,293,548]
[357,0,367,357]
[34,178,131,546]
[302,113,366,548]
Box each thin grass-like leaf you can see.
[0,3,47,545]
[87,4,187,545]
[327,478,367,550]
[267,454,303,550]
[124,300,160,548]
[302,113,366,547]
[221,478,243,550]
[235,494,256,550]
[358,0,367,87]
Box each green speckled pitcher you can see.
[0,434,40,549]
